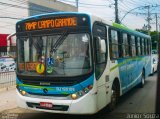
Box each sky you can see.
[0,0,159,34]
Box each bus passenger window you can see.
[147,39,151,55]
[144,39,147,55]
[110,30,119,59]
[122,33,129,57]
[136,37,141,56]
[148,39,151,55]
[141,38,144,55]
[131,35,136,57]
[128,35,132,57]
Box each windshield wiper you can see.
[51,31,68,53]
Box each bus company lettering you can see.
[25,17,77,31]
[56,87,75,92]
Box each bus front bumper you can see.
[16,89,97,114]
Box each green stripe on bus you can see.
[112,22,130,31]
[18,84,55,90]
[110,57,144,72]
[112,23,150,38]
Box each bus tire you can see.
[108,80,120,111]
[152,68,154,75]
[139,70,145,88]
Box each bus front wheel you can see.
[108,81,119,111]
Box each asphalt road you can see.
[1,73,157,119]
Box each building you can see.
[0,33,16,57]
[7,33,16,57]
[0,34,9,56]
[28,0,78,16]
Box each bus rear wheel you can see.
[139,70,145,88]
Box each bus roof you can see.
[17,12,150,39]
[112,23,150,39]
[16,12,90,24]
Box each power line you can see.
[0,0,28,11]
[58,0,108,7]
[0,1,52,13]
[0,16,21,20]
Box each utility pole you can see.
[155,13,158,32]
[114,0,120,23]
[155,13,159,50]
[76,0,79,9]
[146,5,151,35]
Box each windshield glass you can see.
[17,33,92,76]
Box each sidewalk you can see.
[0,87,18,112]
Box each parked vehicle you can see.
[0,57,16,72]
[151,49,158,74]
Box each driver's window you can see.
[95,37,106,63]
[93,23,107,79]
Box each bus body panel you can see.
[116,56,151,94]
[16,85,98,114]
[96,61,112,111]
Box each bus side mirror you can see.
[96,37,106,54]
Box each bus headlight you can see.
[18,89,27,96]
[71,94,78,100]
[71,85,93,100]
[21,90,26,96]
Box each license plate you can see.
[40,102,53,108]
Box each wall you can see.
[28,0,78,16]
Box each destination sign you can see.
[25,17,77,31]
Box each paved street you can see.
[0,73,157,119]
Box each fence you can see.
[0,72,16,89]
[0,40,16,89]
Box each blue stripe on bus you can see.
[16,74,94,95]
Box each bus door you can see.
[93,23,109,110]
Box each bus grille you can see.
[17,73,92,86]
[28,92,70,97]
[20,79,77,86]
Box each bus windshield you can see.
[17,33,92,77]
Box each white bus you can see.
[16,12,151,114]
[151,49,158,74]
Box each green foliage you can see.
[136,29,148,35]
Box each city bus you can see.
[151,49,158,74]
[16,12,151,114]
